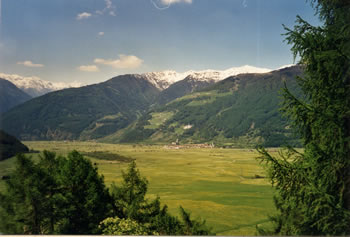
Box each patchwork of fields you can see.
[0,141,278,235]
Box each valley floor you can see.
[0,141,278,235]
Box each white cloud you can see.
[96,0,116,16]
[77,65,100,72]
[161,0,192,4]
[151,0,192,10]
[76,12,92,20]
[79,0,116,21]
[98,32,105,36]
[105,0,113,9]
[94,54,143,69]
[17,60,44,68]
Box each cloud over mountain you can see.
[17,60,44,68]
[94,54,143,69]
[78,65,99,72]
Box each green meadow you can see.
[0,141,278,235]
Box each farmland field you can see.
[0,141,278,235]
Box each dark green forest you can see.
[0,130,29,161]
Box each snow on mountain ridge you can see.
[0,64,294,97]
[142,70,194,90]
[141,65,273,90]
[0,73,84,97]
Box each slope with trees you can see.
[0,78,32,114]
[0,130,29,161]
[109,66,303,147]
[0,75,160,141]
[155,75,217,105]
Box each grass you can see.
[0,141,278,235]
[144,111,174,129]
[82,151,134,162]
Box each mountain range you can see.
[142,65,273,90]
[1,75,159,140]
[0,73,84,97]
[0,64,302,147]
[103,65,303,147]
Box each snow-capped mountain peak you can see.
[141,65,273,90]
[141,70,194,90]
[0,73,84,97]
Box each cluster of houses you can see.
[164,140,215,149]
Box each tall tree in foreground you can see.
[0,151,113,234]
[258,0,350,235]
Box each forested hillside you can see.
[0,130,29,161]
[1,75,160,140]
[106,66,302,147]
[0,79,32,114]
[1,66,302,147]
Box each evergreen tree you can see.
[54,150,113,234]
[99,216,152,235]
[0,151,113,234]
[110,160,175,233]
[110,160,151,222]
[258,0,350,235]
[178,206,214,235]
[0,153,57,234]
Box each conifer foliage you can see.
[258,0,350,235]
[0,151,112,234]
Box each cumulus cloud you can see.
[77,65,99,72]
[76,12,92,20]
[94,54,143,69]
[17,60,44,68]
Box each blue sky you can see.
[0,0,320,85]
